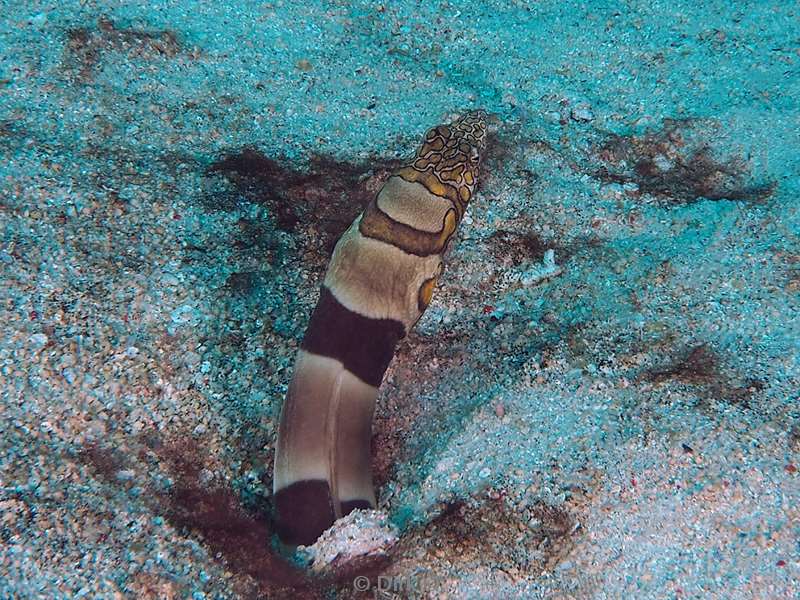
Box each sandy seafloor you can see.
[1,0,799,598]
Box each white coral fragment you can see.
[300,509,399,574]
[503,249,563,287]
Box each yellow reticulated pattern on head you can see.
[399,110,487,219]
[358,110,487,258]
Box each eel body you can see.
[273,110,488,545]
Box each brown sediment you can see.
[485,229,549,264]
[64,17,182,82]
[224,270,267,295]
[155,437,326,599]
[79,443,127,482]
[362,494,580,595]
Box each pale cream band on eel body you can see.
[273,110,489,545]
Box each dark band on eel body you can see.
[301,286,405,388]
[273,110,488,546]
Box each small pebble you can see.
[171,304,195,324]
[198,469,213,486]
[653,154,673,171]
[30,12,48,27]
[115,470,135,482]
[570,104,595,122]
[304,509,398,575]
[28,333,48,349]
[62,368,76,384]
[544,111,562,124]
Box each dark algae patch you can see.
[486,229,549,265]
[79,435,321,599]
[593,119,776,204]
[80,443,126,480]
[224,270,268,295]
[154,438,323,599]
[645,343,766,408]
[205,147,401,255]
[648,343,720,385]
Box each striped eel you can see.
[273,110,489,545]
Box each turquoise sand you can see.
[0,1,797,598]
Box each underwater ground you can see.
[1,1,798,598]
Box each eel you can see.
[273,110,489,545]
